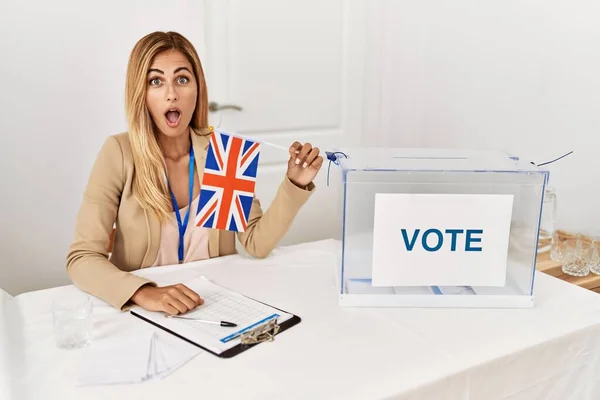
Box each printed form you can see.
[131,276,293,354]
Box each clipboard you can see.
[129,277,301,359]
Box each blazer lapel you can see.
[191,128,220,258]
[142,207,161,268]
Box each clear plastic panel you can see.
[329,148,548,303]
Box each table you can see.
[3,239,600,400]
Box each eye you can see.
[177,76,189,84]
[149,77,161,86]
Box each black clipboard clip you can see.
[240,318,281,345]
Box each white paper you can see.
[436,286,476,295]
[153,330,200,379]
[372,193,514,287]
[77,330,202,386]
[392,286,436,295]
[131,276,294,354]
[148,335,158,377]
[346,279,394,294]
[77,332,152,386]
[345,279,437,295]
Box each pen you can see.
[167,315,237,327]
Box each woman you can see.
[67,31,322,314]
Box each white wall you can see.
[2,0,599,295]
[364,0,600,235]
[0,1,206,295]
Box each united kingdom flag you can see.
[195,130,261,232]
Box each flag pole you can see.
[210,127,299,154]
[253,140,300,154]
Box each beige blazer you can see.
[66,130,315,310]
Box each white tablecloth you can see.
[2,239,600,400]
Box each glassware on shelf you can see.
[561,239,592,277]
[551,229,576,263]
[582,230,600,275]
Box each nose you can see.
[166,83,178,102]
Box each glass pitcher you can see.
[538,186,556,254]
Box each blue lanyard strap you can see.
[167,145,195,264]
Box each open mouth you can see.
[164,108,181,128]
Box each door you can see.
[200,0,367,246]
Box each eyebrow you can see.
[174,67,192,74]
[147,66,192,75]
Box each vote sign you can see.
[371,193,514,287]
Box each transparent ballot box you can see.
[327,148,549,308]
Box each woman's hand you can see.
[131,284,204,315]
[287,142,324,188]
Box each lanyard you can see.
[167,145,195,264]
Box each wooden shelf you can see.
[536,251,600,294]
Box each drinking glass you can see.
[586,232,600,275]
[551,229,577,263]
[561,239,592,277]
[52,291,93,349]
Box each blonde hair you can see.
[125,31,209,221]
